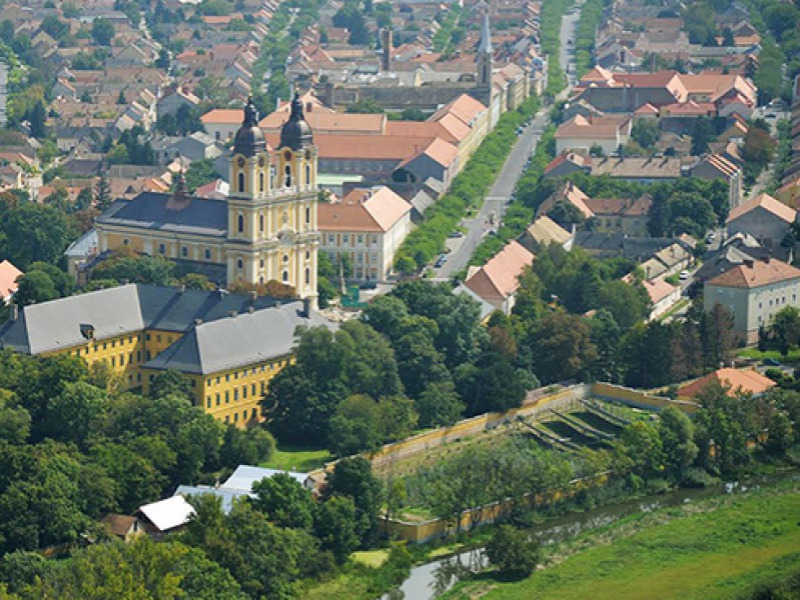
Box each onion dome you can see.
[233,97,266,157]
[279,91,313,151]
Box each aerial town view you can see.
[0,0,799,597]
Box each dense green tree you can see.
[596,279,649,330]
[327,457,383,548]
[184,158,219,193]
[456,351,535,415]
[344,98,384,114]
[13,271,57,306]
[415,380,465,428]
[91,18,115,45]
[0,391,31,445]
[41,382,107,448]
[485,525,541,580]
[251,473,315,530]
[328,394,417,456]
[391,280,488,369]
[527,312,597,384]
[313,496,359,564]
[769,306,800,355]
[631,119,661,148]
[690,117,713,156]
[619,421,663,477]
[588,309,622,383]
[219,426,275,469]
[693,383,753,476]
[0,203,71,269]
[149,369,194,402]
[619,321,674,388]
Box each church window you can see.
[305,207,310,224]
[237,172,245,193]
[284,165,292,187]
[270,165,276,187]
[259,214,264,232]
[237,214,244,233]
[283,254,289,263]
[259,172,265,192]
[260,259,264,268]
[204,248,211,260]
[305,251,310,260]
[259,276,264,285]
[305,164,311,185]
[158,243,166,254]
[123,238,129,245]
[181,246,188,257]
[282,270,289,282]
[305,267,310,285]
[237,258,244,270]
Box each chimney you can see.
[179,284,186,293]
[248,305,255,313]
[228,310,237,318]
[306,102,313,113]
[381,28,392,72]
[302,296,311,318]
[249,290,258,302]
[743,259,754,268]
[274,301,281,308]
[761,255,770,263]
[9,303,18,321]
[194,318,203,325]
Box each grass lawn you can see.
[737,347,800,364]
[351,549,390,568]
[445,483,800,600]
[259,443,332,472]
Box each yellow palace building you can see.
[0,284,335,426]
[95,94,320,308]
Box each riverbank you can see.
[443,477,800,600]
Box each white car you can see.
[679,270,690,280]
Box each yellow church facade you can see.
[96,95,319,307]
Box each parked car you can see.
[763,357,781,366]
[448,230,464,238]
[679,269,690,280]
[434,254,448,268]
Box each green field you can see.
[445,483,800,600]
[259,443,331,472]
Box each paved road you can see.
[432,4,582,278]
[434,112,549,278]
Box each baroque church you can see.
[95,94,319,307]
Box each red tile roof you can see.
[678,368,776,398]
[706,258,800,288]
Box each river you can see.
[383,470,800,600]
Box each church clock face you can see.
[237,157,245,167]
[258,156,266,167]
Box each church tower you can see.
[225,95,319,307]
[475,11,494,124]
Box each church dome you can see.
[233,97,266,157]
[279,92,313,151]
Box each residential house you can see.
[542,150,592,178]
[0,260,22,303]
[318,186,412,281]
[584,194,652,236]
[200,108,244,142]
[152,131,223,164]
[0,284,335,426]
[463,240,534,314]
[641,277,680,320]
[726,193,796,247]
[677,368,776,400]
[554,114,632,155]
[393,137,460,189]
[519,215,573,252]
[691,153,743,209]
[704,258,800,343]
[157,87,200,119]
[100,514,143,541]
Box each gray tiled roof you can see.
[97,192,228,237]
[0,284,287,355]
[143,301,336,374]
